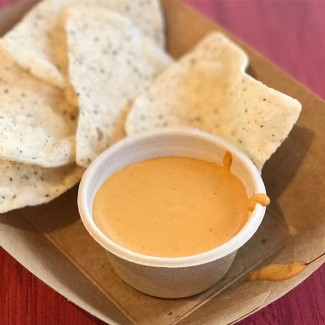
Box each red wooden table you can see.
[0,0,324,324]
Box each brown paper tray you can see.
[0,1,324,324]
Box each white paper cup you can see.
[78,128,267,298]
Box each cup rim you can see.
[78,128,267,268]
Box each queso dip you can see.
[93,155,269,257]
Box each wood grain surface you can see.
[0,0,324,324]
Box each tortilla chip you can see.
[0,49,76,167]
[126,32,302,169]
[0,160,83,213]
[0,0,166,88]
[64,7,172,167]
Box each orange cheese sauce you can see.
[247,262,306,282]
[93,155,269,257]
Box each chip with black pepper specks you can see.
[0,49,77,168]
[0,0,166,88]
[0,160,83,213]
[64,7,172,167]
[126,32,302,169]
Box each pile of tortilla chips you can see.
[0,0,301,213]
